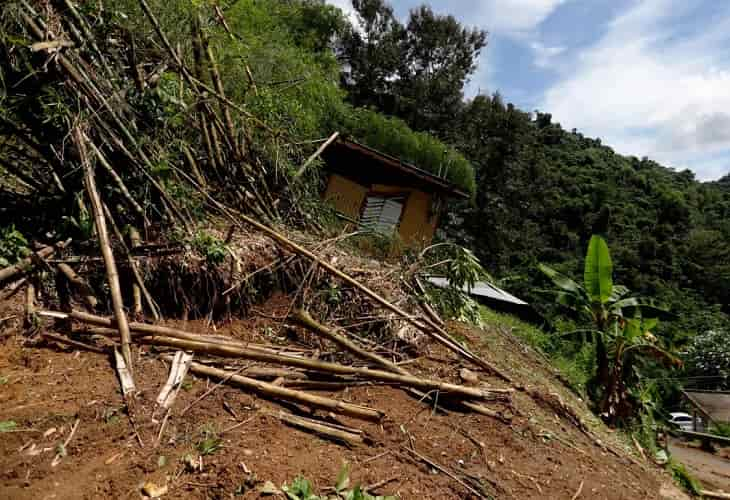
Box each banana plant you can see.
[539,235,674,421]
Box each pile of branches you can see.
[0,0,518,455]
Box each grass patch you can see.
[668,459,702,496]
[479,306,594,395]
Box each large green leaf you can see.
[538,263,584,296]
[612,297,674,319]
[583,235,613,304]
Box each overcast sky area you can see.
[327,0,730,181]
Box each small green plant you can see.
[668,459,702,495]
[281,463,397,500]
[0,225,29,267]
[0,420,17,432]
[196,426,222,455]
[190,231,227,265]
[0,375,8,385]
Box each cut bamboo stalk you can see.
[129,227,143,318]
[57,263,98,309]
[0,245,55,283]
[292,309,405,374]
[205,43,243,160]
[24,281,35,328]
[88,140,148,225]
[76,128,134,372]
[272,410,366,446]
[294,310,509,419]
[130,335,503,400]
[294,131,339,179]
[185,360,383,421]
[102,204,160,321]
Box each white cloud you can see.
[529,41,565,68]
[477,0,566,35]
[540,0,730,180]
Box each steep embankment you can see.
[0,290,686,499]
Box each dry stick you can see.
[293,131,339,179]
[88,141,149,226]
[292,310,509,420]
[365,476,398,494]
[40,331,107,354]
[184,360,383,421]
[272,410,365,446]
[56,311,504,400]
[77,129,134,372]
[57,263,98,309]
[102,204,161,321]
[51,418,80,467]
[631,434,647,462]
[701,490,730,499]
[179,363,249,416]
[129,227,143,318]
[571,480,585,500]
[132,335,503,400]
[0,245,56,283]
[403,447,488,499]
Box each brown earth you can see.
[0,294,686,499]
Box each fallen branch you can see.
[185,360,383,421]
[571,480,584,500]
[701,490,730,499]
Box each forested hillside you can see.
[333,0,730,345]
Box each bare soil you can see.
[0,294,684,499]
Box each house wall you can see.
[324,175,438,246]
[324,174,368,220]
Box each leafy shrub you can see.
[281,463,396,500]
[0,225,29,267]
[190,231,227,265]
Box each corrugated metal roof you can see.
[683,390,730,423]
[426,276,528,306]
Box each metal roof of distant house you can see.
[326,138,469,199]
[425,277,528,306]
[683,390,730,423]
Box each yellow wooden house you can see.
[321,138,468,246]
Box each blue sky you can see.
[328,0,730,181]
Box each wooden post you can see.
[129,227,143,318]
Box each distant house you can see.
[321,138,468,246]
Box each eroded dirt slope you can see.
[0,295,684,499]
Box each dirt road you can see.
[669,437,730,492]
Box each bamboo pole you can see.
[76,129,134,372]
[185,360,383,421]
[88,140,149,226]
[132,335,501,400]
[0,245,55,283]
[293,310,510,419]
[273,410,366,445]
[57,263,98,309]
[129,227,143,318]
[292,309,404,374]
[293,131,339,179]
[102,204,161,321]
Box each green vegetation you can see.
[668,459,702,496]
[190,231,228,265]
[281,463,396,500]
[540,235,679,423]
[0,225,28,267]
[196,425,223,455]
